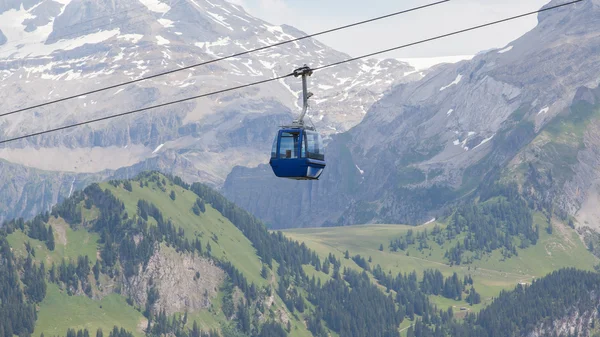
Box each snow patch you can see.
[337,77,351,85]
[195,37,230,49]
[263,24,297,45]
[157,19,174,28]
[453,139,460,146]
[118,34,143,43]
[0,16,119,58]
[447,109,454,116]
[156,35,170,45]
[440,74,462,91]
[355,165,364,175]
[538,106,549,115]
[241,59,262,76]
[473,134,495,150]
[113,49,125,61]
[359,62,383,75]
[68,178,76,198]
[179,81,195,88]
[152,144,164,154]
[206,11,233,31]
[423,218,436,225]
[258,60,275,70]
[498,45,513,54]
[234,14,250,23]
[139,0,171,13]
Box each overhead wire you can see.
[312,0,582,72]
[0,0,451,118]
[0,0,584,146]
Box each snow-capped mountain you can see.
[0,0,415,221]
[223,0,600,229]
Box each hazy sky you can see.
[229,0,551,58]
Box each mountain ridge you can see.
[223,0,600,229]
[0,0,415,222]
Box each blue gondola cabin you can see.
[269,128,325,180]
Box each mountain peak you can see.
[538,0,597,24]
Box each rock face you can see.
[223,0,600,228]
[121,245,225,315]
[0,0,415,222]
[527,306,600,337]
[0,159,107,224]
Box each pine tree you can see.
[123,180,133,192]
[191,322,200,337]
[93,260,100,281]
[47,226,55,251]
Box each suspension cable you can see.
[0,0,451,118]
[0,0,584,146]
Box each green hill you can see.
[1,172,315,337]
[283,213,598,315]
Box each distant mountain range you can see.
[223,0,600,229]
[0,0,417,222]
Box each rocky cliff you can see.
[121,245,225,316]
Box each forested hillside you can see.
[406,269,600,337]
[284,196,600,337]
[1,171,600,337]
[0,172,441,337]
[2,172,314,337]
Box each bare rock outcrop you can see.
[121,245,225,315]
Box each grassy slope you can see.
[7,212,143,337]
[103,180,266,287]
[34,284,146,337]
[5,174,312,337]
[8,220,142,337]
[7,218,100,264]
[283,217,598,314]
[507,100,600,187]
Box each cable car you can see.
[269,65,326,180]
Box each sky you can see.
[228,0,552,59]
